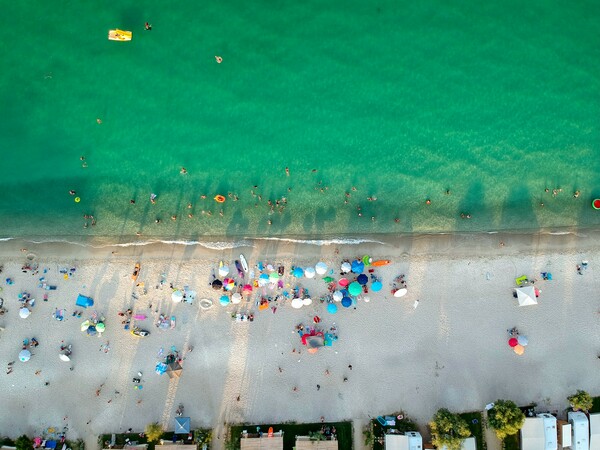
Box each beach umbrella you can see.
[19,307,30,319]
[351,260,364,274]
[269,272,279,280]
[304,267,316,279]
[19,349,31,362]
[348,282,362,296]
[231,293,242,304]
[393,288,408,298]
[243,284,253,293]
[333,291,343,302]
[341,297,352,308]
[363,296,370,303]
[302,297,312,306]
[513,344,525,355]
[291,298,303,309]
[59,353,71,362]
[327,303,338,314]
[508,337,518,348]
[315,262,328,275]
[96,322,105,333]
[259,274,269,286]
[211,279,223,290]
[338,278,349,287]
[292,267,304,278]
[219,295,230,306]
[323,276,334,283]
[517,335,528,346]
[371,281,382,292]
[223,278,235,291]
[86,326,97,336]
[362,255,371,266]
[340,262,351,273]
[80,320,91,332]
[357,274,368,285]
[172,290,183,302]
[218,265,229,277]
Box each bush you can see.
[430,409,471,450]
[15,435,33,450]
[568,390,593,412]
[144,423,164,443]
[487,400,525,439]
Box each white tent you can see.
[589,413,600,450]
[521,417,546,450]
[516,286,538,306]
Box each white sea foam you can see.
[252,236,386,246]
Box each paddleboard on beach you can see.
[371,260,391,267]
[240,254,249,272]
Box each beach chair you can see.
[515,275,528,286]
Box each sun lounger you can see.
[515,275,528,286]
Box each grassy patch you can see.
[370,413,418,450]
[229,421,352,450]
[502,433,519,450]
[459,412,485,450]
[591,396,600,413]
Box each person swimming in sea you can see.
[145,22,152,30]
[150,193,157,204]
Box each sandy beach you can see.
[0,231,598,449]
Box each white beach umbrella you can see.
[302,297,313,306]
[315,262,328,275]
[19,307,30,319]
[171,290,183,303]
[363,296,370,303]
[291,298,303,309]
[231,293,242,304]
[333,291,343,302]
[304,267,316,279]
[59,353,71,362]
[393,288,408,298]
[516,286,537,307]
[517,335,528,346]
[340,262,351,273]
[218,265,230,277]
[19,349,31,362]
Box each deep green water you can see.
[1,0,599,242]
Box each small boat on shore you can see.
[108,29,132,41]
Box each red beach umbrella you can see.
[508,337,518,347]
[243,284,253,293]
[338,278,349,287]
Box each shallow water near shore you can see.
[1,0,599,242]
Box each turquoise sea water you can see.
[1,0,599,242]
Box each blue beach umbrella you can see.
[258,274,269,286]
[371,280,383,292]
[327,303,338,314]
[357,274,368,285]
[292,267,304,278]
[219,295,230,306]
[341,297,352,308]
[351,260,364,274]
[87,326,97,336]
[348,281,362,296]
[340,289,349,297]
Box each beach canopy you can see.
[96,322,105,333]
[508,337,518,347]
[258,274,269,286]
[167,361,183,378]
[19,307,30,319]
[219,295,230,306]
[174,417,191,434]
[211,279,223,290]
[231,293,242,304]
[333,291,343,302]
[171,290,183,302]
[327,303,338,314]
[348,282,362,296]
[513,344,525,355]
[302,297,312,306]
[516,286,537,307]
[291,298,303,309]
[292,267,304,278]
[59,353,71,362]
[304,267,316,279]
[19,349,31,362]
[357,274,368,285]
[351,260,364,273]
[393,288,408,298]
[340,262,351,273]
[315,262,328,275]
[75,294,94,308]
[341,297,352,308]
[218,265,229,277]
[371,281,382,292]
[517,335,529,346]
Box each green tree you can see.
[568,390,593,412]
[15,435,33,450]
[363,423,375,447]
[487,400,526,439]
[429,409,471,450]
[144,423,164,442]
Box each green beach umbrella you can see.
[323,277,334,283]
[362,255,371,266]
[269,272,279,279]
